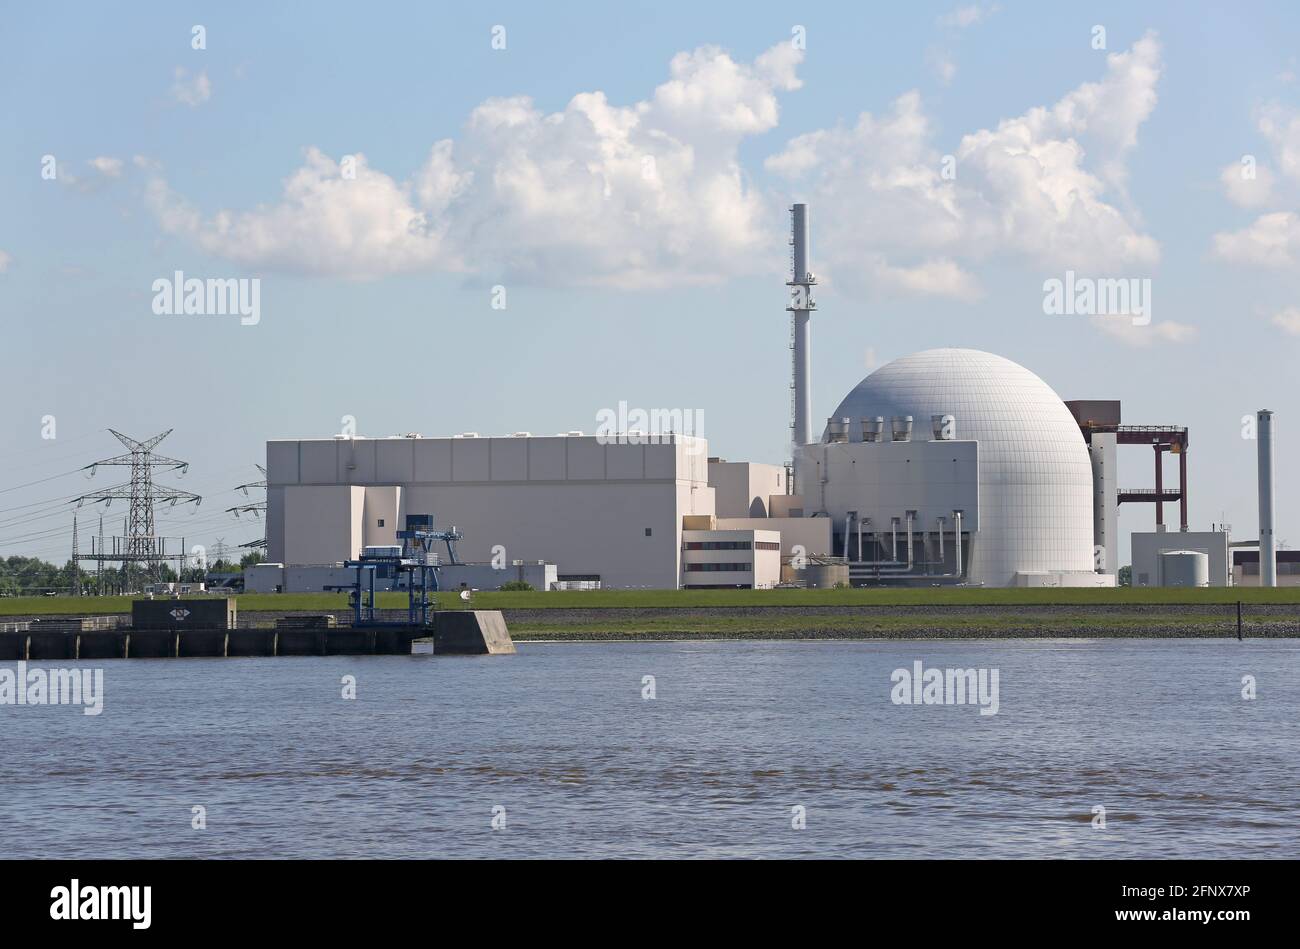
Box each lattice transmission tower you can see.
[73,429,201,583]
[70,514,81,596]
[227,464,268,552]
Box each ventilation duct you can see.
[890,416,913,442]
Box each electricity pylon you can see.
[74,429,201,582]
[228,464,268,551]
[70,514,81,596]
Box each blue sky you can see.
[2,1,1298,565]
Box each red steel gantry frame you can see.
[1065,402,1189,532]
[1091,425,1189,531]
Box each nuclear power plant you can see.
[256,204,1276,591]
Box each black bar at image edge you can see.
[0,859,1285,935]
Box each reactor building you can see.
[258,203,1225,590]
[795,348,1104,587]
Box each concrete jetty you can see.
[0,598,515,659]
[0,624,457,659]
[413,611,516,655]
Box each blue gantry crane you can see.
[329,514,463,628]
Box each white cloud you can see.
[1272,305,1300,335]
[145,148,459,278]
[142,42,803,286]
[930,5,999,97]
[1215,103,1298,208]
[1219,159,1275,208]
[766,34,1163,297]
[0,250,11,273]
[1214,103,1300,257]
[88,156,123,178]
[141,35,1165,298]
[928,48,957,85]
[869,254,981,301]
[56,156,127,193]
[171,67,211,107]
[1258,102,1300,181]
[1212,211,1300,267]
[1093,316,1198,347]
[938,5,999,29]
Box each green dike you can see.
[508,612,1241,636]
[511,612,1234,630]
[1,586,1298,616]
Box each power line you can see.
[0,467,85,495]
[0,489,86,516]
[0,430,105,477]
[0,441,274,569]
[227,464,268,550]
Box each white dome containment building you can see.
[797,348,1104,587]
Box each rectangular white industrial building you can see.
[246,560,558,594]
[1130,529,1231,587]
[267,433,717,589]
[681,528,782,589]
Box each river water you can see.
[2,639,1297,858]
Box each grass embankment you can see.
[506,612,1249,639]
[2,586,1298,617]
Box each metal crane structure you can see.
[1068,406,1192,531]
[330,514,463,628]
[227,464,268,551]
[72,429,201,585]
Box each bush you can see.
[498,580,535,592]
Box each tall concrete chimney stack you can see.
[1257,409,1277,587]
[787,203,816,451]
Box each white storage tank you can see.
[1161,550,1210,588]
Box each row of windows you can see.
[686,535,774,551]
[1238,562,1300,575]
[683,563,752,572]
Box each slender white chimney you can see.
[788,203,815,450]
[1258,409,1276,587]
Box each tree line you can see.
[0,552,264,596]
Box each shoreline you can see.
[502,603,1299,641]
[3,602,1295,642]
[509,627,1300,642]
